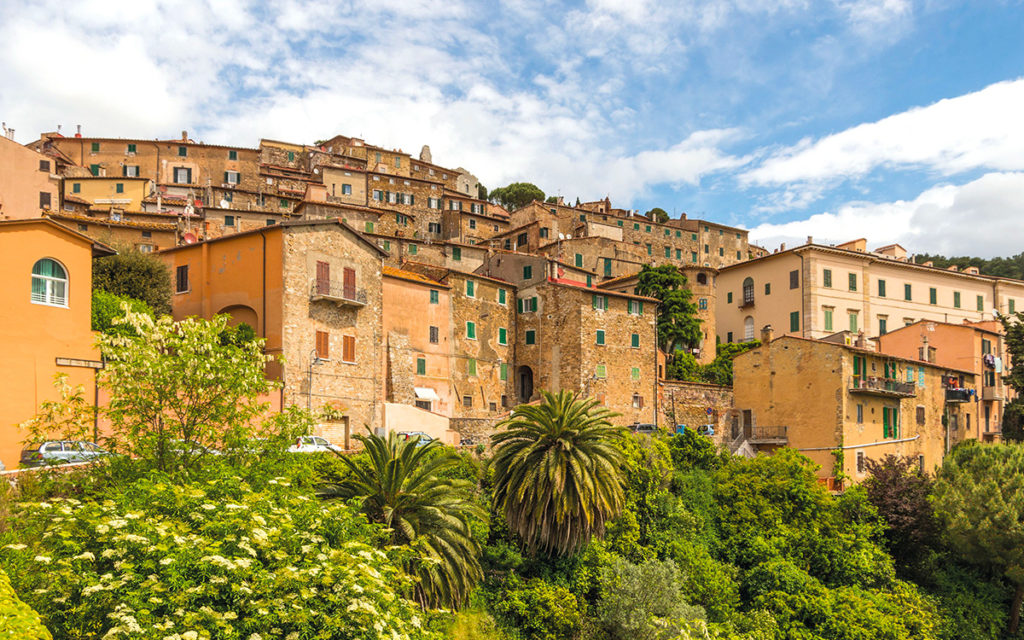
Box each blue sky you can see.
[2,0,1023,256]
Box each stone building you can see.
[539,235,648,280]
[878,319,1014,439]
[46,211,176,252]
[0,133,61,221]
[732,329,979,485]
[158,219,387,446]
[513,279,658,426]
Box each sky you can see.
[2,0,1023,257]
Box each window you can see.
[315,331,329,359]
[789,311,800,332]
[632,394,644,409]
[279,199,288,209]
[525,330,536,345]
[596,364,607,378]
[726,331,733,343]
[115,183,124,194]
[878,279,886,297]
[342,335,356,363]
[929,287,937,305]
[905,283,912,300]
[463,395,473,408]
[452,247,461,261]
[498,289,507,304]
[466,321,477,339]
[381,240,389,251]
[691,251,697,263]
[604,258,613,276]
[39,192,51,209]
[500,363,508,381]
[365,221,374,233]
[978,295,985,312]
[91,142,100,153]
[469,219,477,229]
[372,190,383,201]
[727,292,733,304]
[704,244,709,253]
[953,291,961,308]
[430,289,439,304]
[30,258,68,306]
[175,265,189,293]
[224,215,235,227]
[849,311,858,333]
[429,326,439,344]
[856,451,865,474]
[176,145,187,157]
[592,295,608,311]
[77,224,87,231]
[72,183,81,194]
[764,283,771,295]
[742,277,754,305]
[882,406,899,439]
[517,232,528,246]
[664,246,671,258]
[631,367,640,381]
[173,167,191,184]
[224,170,240,185]
[228,149,237,160]
[575,253,583,267]
[718,247,724,257]
[523,265,533,280]
[89,164,101,176]
[468,358,477,376]
[499,328,508,345]
[916,406,926,425]
[408,244,417,255]
[596,330,605,345]
[1012,299,1018,314]
[699,298,707,310]
[416,357,426,375]
[466,280,475,297]
[879,317,887,335]
[127,143,137,154]
[848,273,856,291]
[539,227,549,239]
[982,338,992,355]
[676,249,682,260]
[631,333,640,348]
[856,404,863,424]
[824,308,833,332]
[124,165,140,177]
[287,151,295,163]
[628,300,644,315]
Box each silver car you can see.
[287,436,342,453]
[20,441,112,468]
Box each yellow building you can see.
[0,219,115,468]
[0,134,60,220]
[64,176,152,212]
[717,239,1024,344]
[732,328,978,486]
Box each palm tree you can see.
[323,432,485,609]
[491,390,627,556]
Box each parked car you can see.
[397,431,435,446]
[20,440,113,468]
[628,423,658,435]
[167,439,222,456]
[287,436,342,453]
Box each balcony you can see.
[310,279,366,307]
[748,425,788,444]
[945,388,973,403]
[850,376,916,398]
[739,290,755,309]
[983,386,1004,402]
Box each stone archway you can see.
[517,366,534,403]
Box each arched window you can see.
[742,277,754,305]
[743,316,755,342]
[696,272,707,285]
[31,258,68,307]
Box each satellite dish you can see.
[183,233,197,244]
[558,233,565,240]
[566,234,572,240]
[993,309,1000,318]
[220,200,229,208]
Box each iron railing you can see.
[850,377,916,397]
[310,279,366,305]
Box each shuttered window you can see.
[316,331,329,359]
[315,261,330,295]
[342,335,356,363]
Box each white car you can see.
[287,436,342,453]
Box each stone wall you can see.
[450,416,505,445]
[658,380,736,447]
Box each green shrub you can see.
[1,472,440,639]
[596,557,705,640]
[91,289,154,333]
[0,568,51,639]
[491,577,582,640]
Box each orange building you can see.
[0,219,114,468]
[0,135,60,221]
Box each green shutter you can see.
[468,358,476,376]
[499,328,507,344]
[823,269,832,288]
[631,333,640,348]
[518,298,524,313]
[526,330,536,345]
[790,311,799,332]
[575,254,582,267]
[467,280,474,296]
[416,358,426,375]
[430,289,439,304]
[467,322,476,339]
[930,288,937,304]
[592,295,598,309]
[596,330,605,345]
[638,301,643,315]
[531,297,538,312]
[500,363,508,380]
[499,289,506,304]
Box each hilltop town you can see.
[1,127,1021,482]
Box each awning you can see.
[414,387,439,401]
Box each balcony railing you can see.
[310,279,366,307]
[740,288,755,308]
[850,376,916,398]
[983,386,1004,402]
[945,388,973,403]
[748,425,788,443]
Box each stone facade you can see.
[539,235,647,280]
[658,380,736,446]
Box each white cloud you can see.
[743,78,1024,187]
[749,172,1024,258]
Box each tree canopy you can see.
[488,182,545,210]
[635,265,702,353]
[92,250,173,315]
[646,207,669,223]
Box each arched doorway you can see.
[517,366,534,403]
[218,304,259,332]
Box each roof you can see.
[402,260,514,287]
[47,212,176,231]
[751,334,976,376]
[51,136,258,152]
[878,318,1003,339]
[295,200,417,220]
[542,278,659,303]
[158,218,388,256]
[719,241,1024,286]
[0,217,116,256]
[382,265,448,287]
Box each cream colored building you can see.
[717,239,1024,344]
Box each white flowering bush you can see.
[1,472,442,640]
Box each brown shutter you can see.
[316,331,329,359]
[343,335,355,362]
[343,267,356,300]
[316,261,330,295]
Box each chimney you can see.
[760,324,774,343]
[75,124,82,138]
[181,130,188,141]
[780,242,786,251]
[807,236,813,244]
